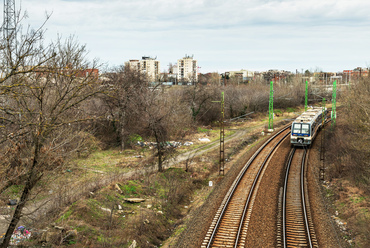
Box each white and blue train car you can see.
[290,107,328,146]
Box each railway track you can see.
[202,126,291,248]
[281,148,318,248]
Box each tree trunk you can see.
[0,170,38,248]
[157,143,163,172]
[118,107,126,151]
[1,137,41,248]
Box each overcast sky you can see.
[11,0,370,73]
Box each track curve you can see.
[202,126,291,248]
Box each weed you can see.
[56,209,74,223]
[287,107,296,113]
[350,196,365,204]
[197,127,209,133]
[274,109,283,116]
[120,181,142,197]
[5,185,24,197]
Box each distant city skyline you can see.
[9,0,370,73]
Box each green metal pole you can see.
[331,80,337,128]
[268,81,274,130]
[305,80,308,111]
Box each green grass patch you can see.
[350,196,366,204]
[2,185,25,199]
[72,149,135,174]
[274,109,283,116]
[287,107,296,113]
[9,185,24,195]
[56,208,74,223]
[197,127,209,133]
[120,180,142,197]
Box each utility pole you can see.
[305,80,308,111]
[212,92,225,175]
[268,81,274,130]
[3,0,17,70]
[320,98,326,181]
[331,80,337,128]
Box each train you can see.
[290,107,328,146]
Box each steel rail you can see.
[283,148,313,248]
[282,148,295,248]
[234,131,290,247]
[206,125,291,248]
[301,149,313,248]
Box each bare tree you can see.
[141,87,190,172]
[181,83,213,122]
[101,65,148,150]
[0,28,101,247]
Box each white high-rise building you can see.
[177,55,198,83]
[125,57,160,82]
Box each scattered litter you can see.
[9,226,31,245]
[114,184,123,194]
[124,198,145,203]
[136,141,194,148]
[129,240,137,248]
[331,215,348,231]
[198,138,211,142]
[8,199,17,206]
[100,207,111,213]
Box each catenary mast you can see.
[3,0,17,70]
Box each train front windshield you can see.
[292,123,310,135]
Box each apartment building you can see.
[177,55,198,83]
[227,70,254,81]
[125,57,160,82]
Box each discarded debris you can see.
[136,140,194,148]
[115,184,123,194]
[124,198,145,203]
[129,240,137,248]
[198,137,211,142]
[8,199,17,206]
[8,226,32,245]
